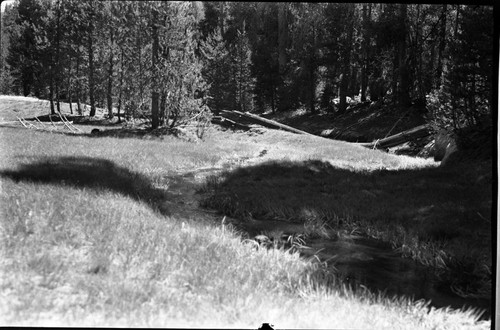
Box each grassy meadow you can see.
[0,109,492,328]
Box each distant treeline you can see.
[0,1,494,133]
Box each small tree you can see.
[156,2,211,135]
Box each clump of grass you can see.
[248,231,309,254]
[300,209,333,239]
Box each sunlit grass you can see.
[0,178,489,329]
[0,126,490,328]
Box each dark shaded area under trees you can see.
[0,1,494,143]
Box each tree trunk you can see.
[278,4,287,76]
[55,83,60,114]
[391,44,398,102]
[359,124,431,149]
[414,4,424,103]
[49,69,55,115]
[436,4,447,87]
[151,8,159,129]
[107,28,114,119]
[219,2,226,35]
[454,5,460,38]
[338,73,348,114]
[309,62,316,113]
[338,4,354,115]
[277,3,288,112]
[159,92,166,126]
[220,110,314,136]
[76,55,82,115]
[348,66,358,98]
[55,0,61,114]
[360,3,370,102]
[68,60,73,114]
[270,84,276,114]
[137,34,143,118]
[309,21,317,114]
[0,4,2,79]
[397,4,411,107]
[88,5,96,117]
[117,49,123,123]
[237,31,243,111]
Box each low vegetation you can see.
[0,124,491,328]
[202,159,492,299]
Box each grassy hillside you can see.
[0,96,491,328]
[0,95,106,121]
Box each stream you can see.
[238,218,491,320]
[168,168,491,321]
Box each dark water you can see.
[300,236,491,320]
[237,219,491,321]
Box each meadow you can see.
[0,116,491,328]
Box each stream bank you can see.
[165,167,491,321]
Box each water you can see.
[171,170,491,320]
[237,218,491,320]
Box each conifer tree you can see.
[232,26,254,112]
[427,5,493,134]
[201,28,231,114]
[7,0,46,97]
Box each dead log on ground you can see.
[220,110,314,135]
[358,124,432,149]
[212,116,251,131]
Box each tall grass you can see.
[0,126,490,328]
[201,159,492,302]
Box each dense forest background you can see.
[0,1,494,138]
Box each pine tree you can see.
[250,3,280,113]
[0,2,17,94]
[200,28,231,114]
[232,26,254,112]
[6,0,46,97]
[154,2,210,132]
[427,5,493,133]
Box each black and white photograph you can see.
[0,1,495,328]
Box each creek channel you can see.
[236,218,491,320]
[165,167,491,321]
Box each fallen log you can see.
[57,112,81,133]
[17,117,39,129]
[220,110,314,136]
[358,124,432,149]
[212,116,251,131]
[17,117,31,128]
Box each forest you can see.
[0,1,494,138]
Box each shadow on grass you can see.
[85,127,181,140]
[203,159,492,233]
[0,156,172,217]
[201,158,493,317]
[277,102,427,142]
